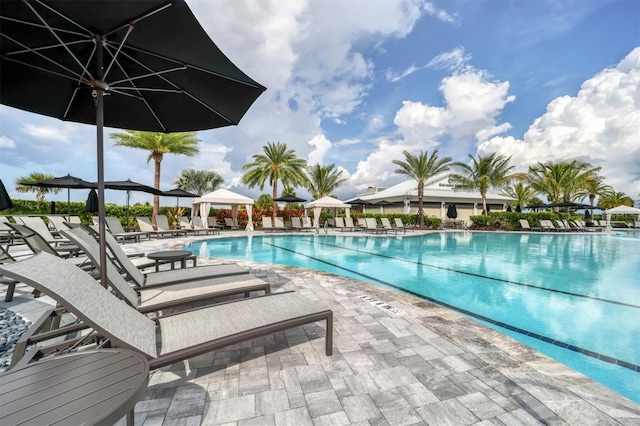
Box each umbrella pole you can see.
[67,188,71,221]
[95,38,108,288]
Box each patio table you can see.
[0,349,149,426]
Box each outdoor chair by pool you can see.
[208,217,223,229]
[393,218,414,232]
[357,218,367,230]
[105,216,150,242]
[0,216,15,245]
[192,216,220,235]
[334,217,345,230]
[302,217,315,230]
[136,216,176,238]
[262,216,276,232]
[7,223,85,262]
[273,217,290,231]
[177,216,205,236]
[0,252,333,369]
[0,245,20,302]
[224,218,240,229]
[381,217,404,234]
[71,226,249,287]
[18,216,73,246]
[291,217,313,232]
[364,218,388,234]
[343,217,357,231]
[60,229,270,313]
[156,215,188,237]
[518,219,540,231]
[45,215,72,235]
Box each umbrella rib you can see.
[102,24,134,80]
[34,0,94,36]
[22,0,95,81]
[109,66,188,87]
[0,15,88,39]
[2,53,88,85]
[103,2,174,38]
[182,90,234,124]
[63,44,99,119]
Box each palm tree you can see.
[449,153,515,214]
[15,172,60,201]
[598,191,634,209]
[241,142,308,218]
[528,160,600,208]
[392,150,452,228]
[575,175,613,218]
[173,169,223,196]
[500,181,537,209]
[110,130,200,226]
[306,164,347,200]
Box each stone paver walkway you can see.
[1,231,639,425]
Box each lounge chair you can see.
[554,220,570,232]
[7,223,84,260]
[381,217,404,234]
[136,216,175,238]
[364,218,388,234]
[104,216,150,242]
[45,215,72,235]
[0,252,333,369]
[68,216,82,224]
[291,217,313,232]
[60,228,270,313]
[155,215,187,237]
[208,217,223,230]
[18,216,73,246]
[192,216,220,235]
[518,219,540,231]
[224,218,240,229]
[343,217,357,231]
[0,216,15,245]
[175,216,203,236]
[0,245,20,302]
[334,217,346,230]
[393,218,414,232]
[357,218,367,230]
[73,226,248,287]
[273,217,290,231]
[262,216,277,233]
[302,217,315,230]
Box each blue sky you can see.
[1,0,639,206]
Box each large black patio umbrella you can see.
[515,204,522,213]
[0,180,13,211]
[85,189,99,213]
[162,188,198,208]
[97,179,163,225]
[21,174,96,220]
[447,203,458,219]
[1,0,266,284]
[275,195,307,203]
[506,205,512,212]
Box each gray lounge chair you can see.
[0,252,333,369]
[70,226,249,287]
[273,217,290,231]
[0,216,15,245]
[192,216,220,235]
[60,228,270,313]
[518,219,540,231]
[302,217,315,230]
[393,218,414,232]
[262,216,277,233]
[343,217,357,231]
[364,218,388,234]
[381,217,404,234]
[7,223,84,260]
[155,215,187,237]
[104,216,150,242]
[45,215,72,235]
[291,217,313,232]
[18,216,73,245]
[224,217,240,229]
[136,216,175,238]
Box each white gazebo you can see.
[305,196,352,230]
[192,188,255,231]
[603,205,640,225]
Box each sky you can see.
[1,0,639,207]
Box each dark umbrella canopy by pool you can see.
[0,0,266,284]
[98,179,163,225]
[447,203,458,219]
[275,195,307,203]
[0,180,13,211]
[21,174,96,219]
[162,188,198,208]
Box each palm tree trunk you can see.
[417,181,424,228]
[272,180,278,219]
[482,193,487,214]
[152,158,161,228]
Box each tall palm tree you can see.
[241,142,308,218]
[392,150,452,228]
[449,153,515,214]
[500,181,537,209]
[575,175,613,218]
[15,172,60,201]
[528,160,600,212]
[306,164,347,199]
[110,130,200,226]
[598,191,634,209]
[173,169,223,196]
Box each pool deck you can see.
[2,229,639,425]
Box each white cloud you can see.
[350,139,409,188]
[19,122,81,143]
[368,115,385,131]
[426,46,471,71]
[335,138,361,147]
[307,134,333,165]
[422,1,460,25]
[478,47,640,198]
[0,135,15,148]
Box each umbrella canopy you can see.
[274,195,307,203]
[506,205,512,212]
[162,188,198,208]
[85,189,99,213]
[21,174,96,219]
[515,204,522,213]
[525,203,550,209]
[347,198,370,206]
[0,180,13,211]
[447,203,458,219]
[98,179,163,225]
[584,209,591,220]
[1,0,265,289]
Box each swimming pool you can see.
[185,231,640,403]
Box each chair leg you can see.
[325,312,333,356]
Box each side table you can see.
[147,250,196,272]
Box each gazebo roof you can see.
[305,196,351,209]
[193,188,254,206]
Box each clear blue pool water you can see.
[185,230,640,403]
